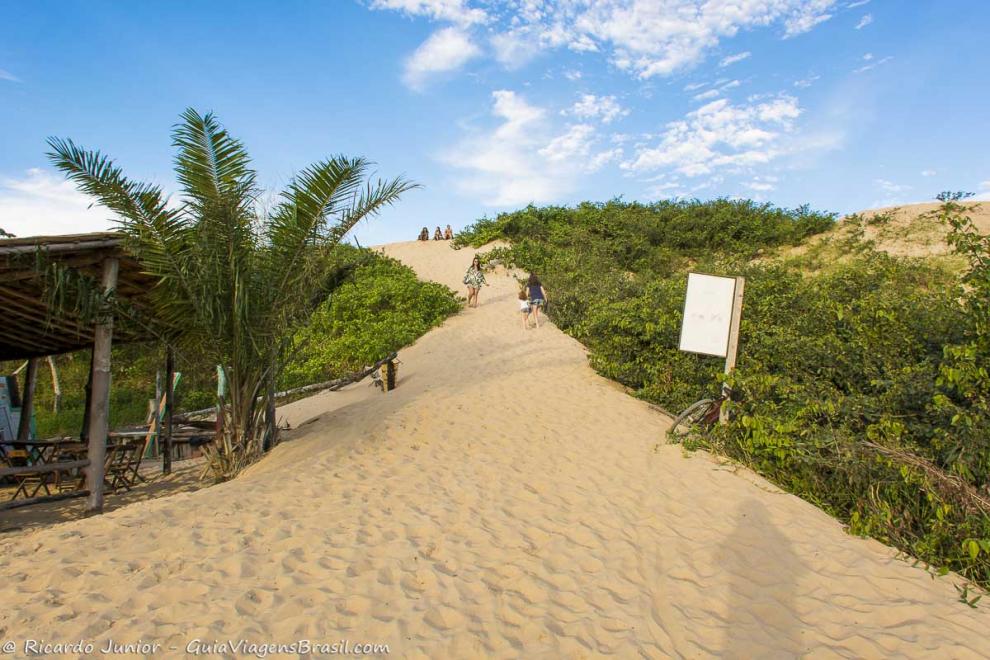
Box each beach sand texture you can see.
[2,238,989,658]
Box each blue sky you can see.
[1,0,988,245]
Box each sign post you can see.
[677,273,746,424]
[720,277,745,424]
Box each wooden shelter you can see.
[0,232,163,514]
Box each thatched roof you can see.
[0,232,157,360]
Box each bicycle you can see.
[667,387,735,442]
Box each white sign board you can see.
[678,273,738,357]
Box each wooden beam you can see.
[0,254,109,281]
[16,358,39,441]
[0,305,88,349]
[162,346,174,475]
[0,490,89,511]
[85,257,118,515]
[0,287,92,336]
[0,459,90,478]
[0,323,64,355]
[0,238,122,257]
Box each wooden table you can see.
[0,439,87,500]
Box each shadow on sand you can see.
[722,498,806,658]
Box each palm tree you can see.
[48,108,416,480]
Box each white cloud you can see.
[683,81,708,91]
[719,51,751,67]
[854,13,873,29]
[783,0,836,38]
[539,124,596,162]
[370,0,486,26]
[623,95,802,177]
[875,178,910,194]
[847,0,870,8]
[539,124,622,172]
[563,94,628,123]
[793,74,820,88]
[374,1,838,82]
[443,90,556,206]
[744,175,779,191]
[563,69,583,81]
[0,68,20,83]
[644,178,687,199]
[693,89,721,102]
[0,168,113,237]
[490,26,544,69]
[403,27,481,89]
[587,147,624,171]
[443,90,620,206]
[854,55,892,73]
[921,169,936,177]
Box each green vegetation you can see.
[3,247,459,441]
[45,109,417,479]
[456,195,990,590]
[284,247,460,387]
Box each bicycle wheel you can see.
[667,398,717,441]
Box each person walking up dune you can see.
[463,255,487,308]
[518,288,531,329]
[526,273,548,328]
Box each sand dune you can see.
[1,239,989,657]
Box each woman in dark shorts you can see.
[526,272,549,328]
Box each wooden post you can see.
[85,257,119,514]
[162,347,174,474]
[385,359,397,391]
[16,358,39,442]
[80,351,94,443]
[720,276,745,425]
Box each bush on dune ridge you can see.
[457,195,990,592]
[284,248,461,387]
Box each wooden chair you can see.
[49,442,87,494]
[3,448,51,500]
[104,437,147,492]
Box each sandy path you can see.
[1,240,988,658]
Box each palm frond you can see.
[47,137,206,343]
[339,174,420,240]
[47,137,174,230]
[172,108,256,211]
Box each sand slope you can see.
[2,240,989,657]
[781,200,989,262]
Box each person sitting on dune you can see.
[444,224,454,240]
[433,226,443,240]
[418,227,429,241]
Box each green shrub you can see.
[475,195,990,589]
[283,252,459,386]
